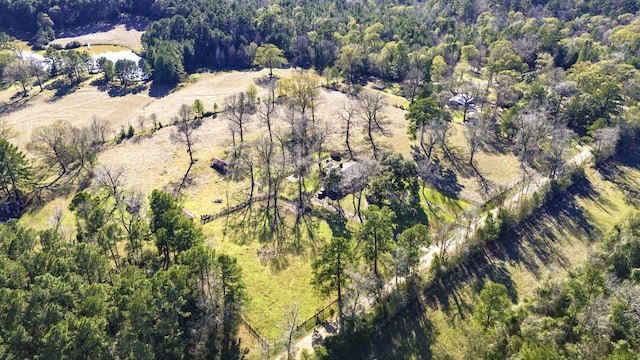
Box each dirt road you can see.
[276,145,592,359]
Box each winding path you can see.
[275,145,592,360]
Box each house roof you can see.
[211,158,228,167]
[449,94,475,105]
[340,161,364,185]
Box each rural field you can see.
[1,60,528,343]
[0,51,537,358]
[335,144,640,359]
[50,21,147,52]
[1,0,639,358]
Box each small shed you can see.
[211,158,228,172]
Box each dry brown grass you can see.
[50,22,146,52]
[4,67,538,352]
[4,67,531,232]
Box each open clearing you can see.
[50,21,146,52]
[1,63,540,357]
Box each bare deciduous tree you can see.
[3,53,32,95]
[0,118,17,140]
[171,105,198,196]
[27,56,47,92]
[94,165,126,206]
[70,126,96,173]
[28,120,75,183]
[593,126,620,165]
[223,92,250,143]
[359,90,389,159]
[343,264,377,326]
[434,222,454,263]
[89,115,109,145]
[403,63,425,104]
[434,117,452,156]
[541,127,573,179]
[255,134,287,245]
[257,92,278,144]
[514,111,551,168]
[345,159,377,222]
[279,303,300,360]
[312,120,330,172]
[464,122,482,166]
[149,113,158,130]
[178,103,194,122]
[337,99,360,160]
[137,115,146,133]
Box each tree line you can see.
[2,0,639,86]
[428,212,640,359]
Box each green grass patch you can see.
[450,111,465,124]
[420,185,471,224]
[19,195,76,232]
[202,214,334,341]
[344,146,640,359]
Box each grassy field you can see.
[50,22,147,52]
[341,144,640,359]
[1,26,549,357]
[201,213,335,341]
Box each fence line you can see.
[201,195,305,223]
[296,299,339,334]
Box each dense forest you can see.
[0,190,248,359]
[2,0,640,359]
[0,0,639,82]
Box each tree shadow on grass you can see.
[26,169,92,216]
[46,79,80,100]
[434,168,463,196]
[425,254,518,320]
[89,78,151,97]
[423,177,602,320]
[90,78,109,92]
[487,183,598,281]
[480,138,509,155]
[0,95,31,115]
[313,207,352,240]
[107,83,148,97]
[471,163,495,198]
[333,299,436,360]
[149,81,172,98]
[267,252,290,273]
[443,145,475,179]
[598,145,640,207]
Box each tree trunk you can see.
[419,122,429,158]
[368,121,378,159]
[249,162,255,203]
[354,191,363,223]
[373,230,378,277]
[463,103,468,123]
[346,118,354,160]
[35,72,43,92]
[337,258,343,324]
